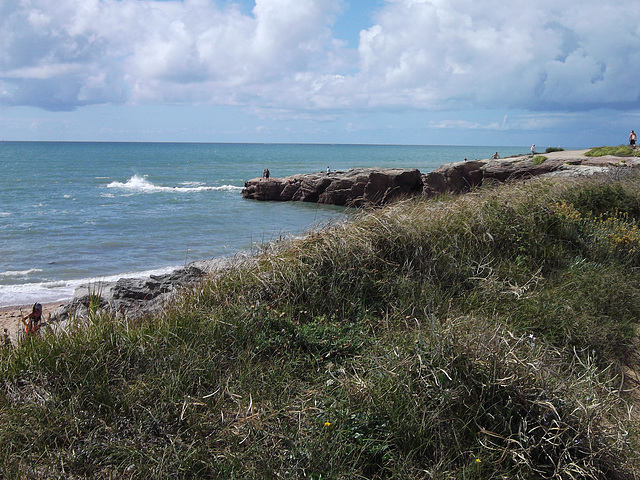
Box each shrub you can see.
[586,145,635,157]
[532,155,547,165]
[545,147,564,153]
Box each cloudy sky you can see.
[1,0,639,147]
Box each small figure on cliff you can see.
[326,166,330,174]
[263,168,270,179]
[491,152,500,159]
[21,303,43,335]
[531,144,536,155]
[630,130,637,147]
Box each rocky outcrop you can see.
[421,156,569,196]
[243,151,639,206]
[49,258,239,326]
[242,168,424,207]
[423,152,636,196]
[44,151,638,331]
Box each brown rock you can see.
[242,168,423,207]
[242,150,640,207]
[481,157,565,182]
[422,161,485,196]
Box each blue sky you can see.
[1,0,639,148]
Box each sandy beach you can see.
[0,301,67,340]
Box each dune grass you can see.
[586,145,639,157]
[2,172,640,478]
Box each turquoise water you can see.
[0,142,526,306]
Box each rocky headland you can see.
[243,149,637,207]
[31,149,638,332]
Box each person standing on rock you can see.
[630,130,637,148]
[263,168,270,179]
[531,144,536,155]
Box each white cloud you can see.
[352,0,640,111]
[0,0,639,115]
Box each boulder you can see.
[422,161,485,197]
[49,258,241,325]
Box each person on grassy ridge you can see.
[630,130,637,148]
[21,303,43,335]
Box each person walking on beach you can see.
[21,303,43,335]
[531,144,536,155]
[630,130,637,148]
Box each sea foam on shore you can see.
[0,265,179,308]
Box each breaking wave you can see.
[106,175,243,194]
[0,268,43,278]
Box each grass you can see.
[532,155,547,165]
[2,172,640,478]
[586,145,639,157]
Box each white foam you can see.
[106,175,242,194]
[0,268,43,278]
[0,265,179,308]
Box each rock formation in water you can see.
[242,168,424,207]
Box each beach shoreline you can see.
[0,301,68,340]
[0,149,618,341]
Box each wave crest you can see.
[0,268,43,278]
[106,175,242,194]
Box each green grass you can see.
[532,155,547,165]
[545,147,564,153]
[2,173,640,478]
[586,145,638,157]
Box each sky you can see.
[1,0,640,147]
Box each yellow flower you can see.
[324,421,331,427]
[475,458,482,463]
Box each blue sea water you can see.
[0,142,526,307]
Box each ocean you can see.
[0,142,526,307]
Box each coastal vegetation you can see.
[2,170,640,478]
[586,145,639,157]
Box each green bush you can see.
[586,145,636,157]
[532,155,547,165]
[545,147,564,153]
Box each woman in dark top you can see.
[22,303,43,335]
